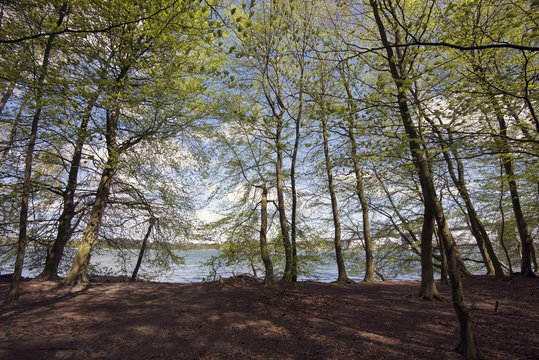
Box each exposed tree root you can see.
[333,278,356,285]
[406,291,447,302]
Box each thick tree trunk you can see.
[6,2,68,303]
[275,119,293,286]
[259,184,274,286]
[131,219,154,282]
[38,90,99,280]
[321,117,352,284]
[63,164,115,286]
[369,0,481,357]
[348,126,375,282]
[63,67,126,287]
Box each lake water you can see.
[0,247,435,283]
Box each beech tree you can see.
[5,0,69,303]
[63,0,222,286]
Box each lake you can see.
[0,247,442,283]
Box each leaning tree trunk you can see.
[321,115,352,284]
[6,2,68,303]
[416,95,504,279]
[62,164,115,286]
[259,184,274,286]
[38,90,100,280]
[368,0,481,357]
[63,67,126,287]
[131,218,155,282]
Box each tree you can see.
[366,0,482,356]
[6,0,69,303]
[63,0,221,286]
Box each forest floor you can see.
[0,275,537,359]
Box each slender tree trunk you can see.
[373,164,469,276]
[131,218,154,282]
[6,2,68,303]
[348,126,375,282]
[495,110,535,277]
[290,99,302,284]
[417,96,504,279]
[498,167,513,276]
[38,90,100,280]
[1,93,27,166]
[369,0,481,356]
[0,80,15,116]
[435,226,449,285]
[259,184,274,286]
[275,119,293,286]
[321,116,352,284]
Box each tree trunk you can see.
[368,0,481,356]
[435,226,449,285]
[0,80,15,116]
[290,101,301,284]
[6,2,68,303]
[259,184,274,286]
[495,110,535,277]
[347,126,375,282]
[63,67,126,287]
[418,201,441,299]
[321,116,352,284]
[1,93,26,166]
[63,164,115,286]
[131,218,155,282]
[275,118,293,286]
[416,95,504,279]
[38,90,99,280]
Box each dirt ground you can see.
[0,275,537,360]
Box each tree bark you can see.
[0,80,15,116]
[348,126,375,282]
[421,108,504,279]
[494,109,535,277]
[63,67,127,287]
[290,88,302,284]
[368,0,481,356]
[275,117,293,286]
[418,201,441,299]
[6,1,68,303]
[259,184,274,286]
[321,115,352,284]
[38,90,100,280]
[1,93,26,166]
[131,218,155,282]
